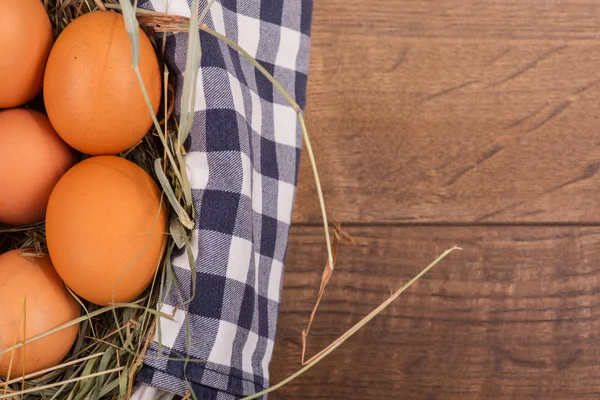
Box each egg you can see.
[46,156,167,305]
[0,0,53,108]
[0,109,76,226]
[0,250,80,378]
[43,11,161,155]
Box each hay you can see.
[0,1,188,398]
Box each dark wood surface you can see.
[293,0,600,224]
[272,226,600,399]
[270,1,600,399]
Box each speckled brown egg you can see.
[46,156,167,306]
[0,250,80,378]
[0,109,76,226]
[43,11,161,155]
[0,0,54,109]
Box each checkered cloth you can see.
[132,1,313,399]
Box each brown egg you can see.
[0,0,53,109]
[43,11,161,155]
[46,156,167,305]
[0,250,80,378]
[0,109,76,226]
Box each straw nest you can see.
[0,1,189,399]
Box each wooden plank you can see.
[312,1,600,42]
[294,0,600,223]
[270,225,600,399]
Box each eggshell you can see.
[0,250,80,378]
[43,11,161,155]
[46,156,167,305]
[0,0,53,108]
[0,109,76,226]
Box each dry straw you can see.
[0,1,459,399]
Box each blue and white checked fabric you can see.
[132,1,313,399]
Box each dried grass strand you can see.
[301,224,345,365]
[92,0,106,10]
[242,246,461,400]
[19,297,26,399]
[2,298,25,396]
[0,367,126,400]
[1,353,104,387]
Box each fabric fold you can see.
[134,0,313,398]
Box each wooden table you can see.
[269,1,600,399]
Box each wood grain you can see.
[294,0,600,224]
[313,0,600,42]
[271,226,600,399]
